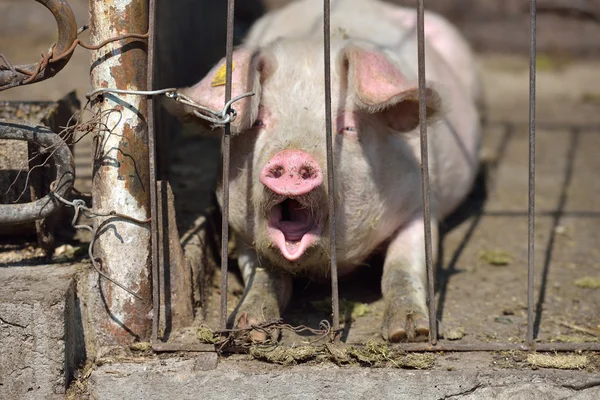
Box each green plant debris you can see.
[536,53,558,71]
[197,326,219,344]
[310,298,371,322]
[550,335,600,344]
[129,341,151,351]
[494,316,515,325]
[527,353,588,370]
[445,327,465,341]
[581,93,600,104]
[479,250,513,266]
[574,277,600,289]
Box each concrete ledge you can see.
[0,264,85,399]
[89,356,600,400]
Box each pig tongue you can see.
[268,199,318,260]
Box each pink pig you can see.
[173,0,481,342]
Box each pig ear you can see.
[342,45,442,133]
[169,48,275,133]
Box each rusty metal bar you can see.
[89,0,151,344]
[416,0,437,344]
[0,119,74,224]
[0,0,77,91]
[526,0,538,347]
[147,0,160,344]
[152,340,600,354]
[323,0,341,337]
[387,342,600,352]
[220,0,236,330]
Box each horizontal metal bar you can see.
[152,342,216,353]
[151,340,600,354]
[486,121,600,133]
[387,342,600,352]
[0,119,74,224]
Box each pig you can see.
[172,0,481,342]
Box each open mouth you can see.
[267,198,322,261]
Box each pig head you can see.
[178,39,441,269]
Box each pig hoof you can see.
[382,307,429,343]
[235,312,281,343]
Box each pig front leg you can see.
[381,217,438,342]
[229,244,293,342]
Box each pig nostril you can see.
[299,166,315,180]
[270,166,284,178]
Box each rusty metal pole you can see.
[89,0,151,343]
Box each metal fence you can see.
[1,0,600,354]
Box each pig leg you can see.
[230,244,293,342]
[381,217,438,342]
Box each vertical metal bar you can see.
[89,0,152,343]
[416,0,437,345]
[220,0,236,330]
[323,0,340,336]
[147,0,159,343]
[526,0,537,347]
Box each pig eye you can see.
[339,126,357,135]
[253,119,265,128]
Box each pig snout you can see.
[259,150,323,196]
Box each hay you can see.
[247,341,435,369]
[129,341,151,351]
[249,345,318,366]
[445,327,465,341]
[527,353,588,370]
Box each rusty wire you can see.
[3,100,120,204]
[215,319,332,351]
[0,21,148,91]
[0,0,77,90]
[0,120,74,224]
[2,96,152,297]
[52,190,150,299]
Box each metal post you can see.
[220,0,236,330]
[323,0,340,337]
[89,0,151,343]
[416,0,437,344]
[526,0,537,347]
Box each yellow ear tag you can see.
[211,62,235,87]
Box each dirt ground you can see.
[1,0,599,354]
